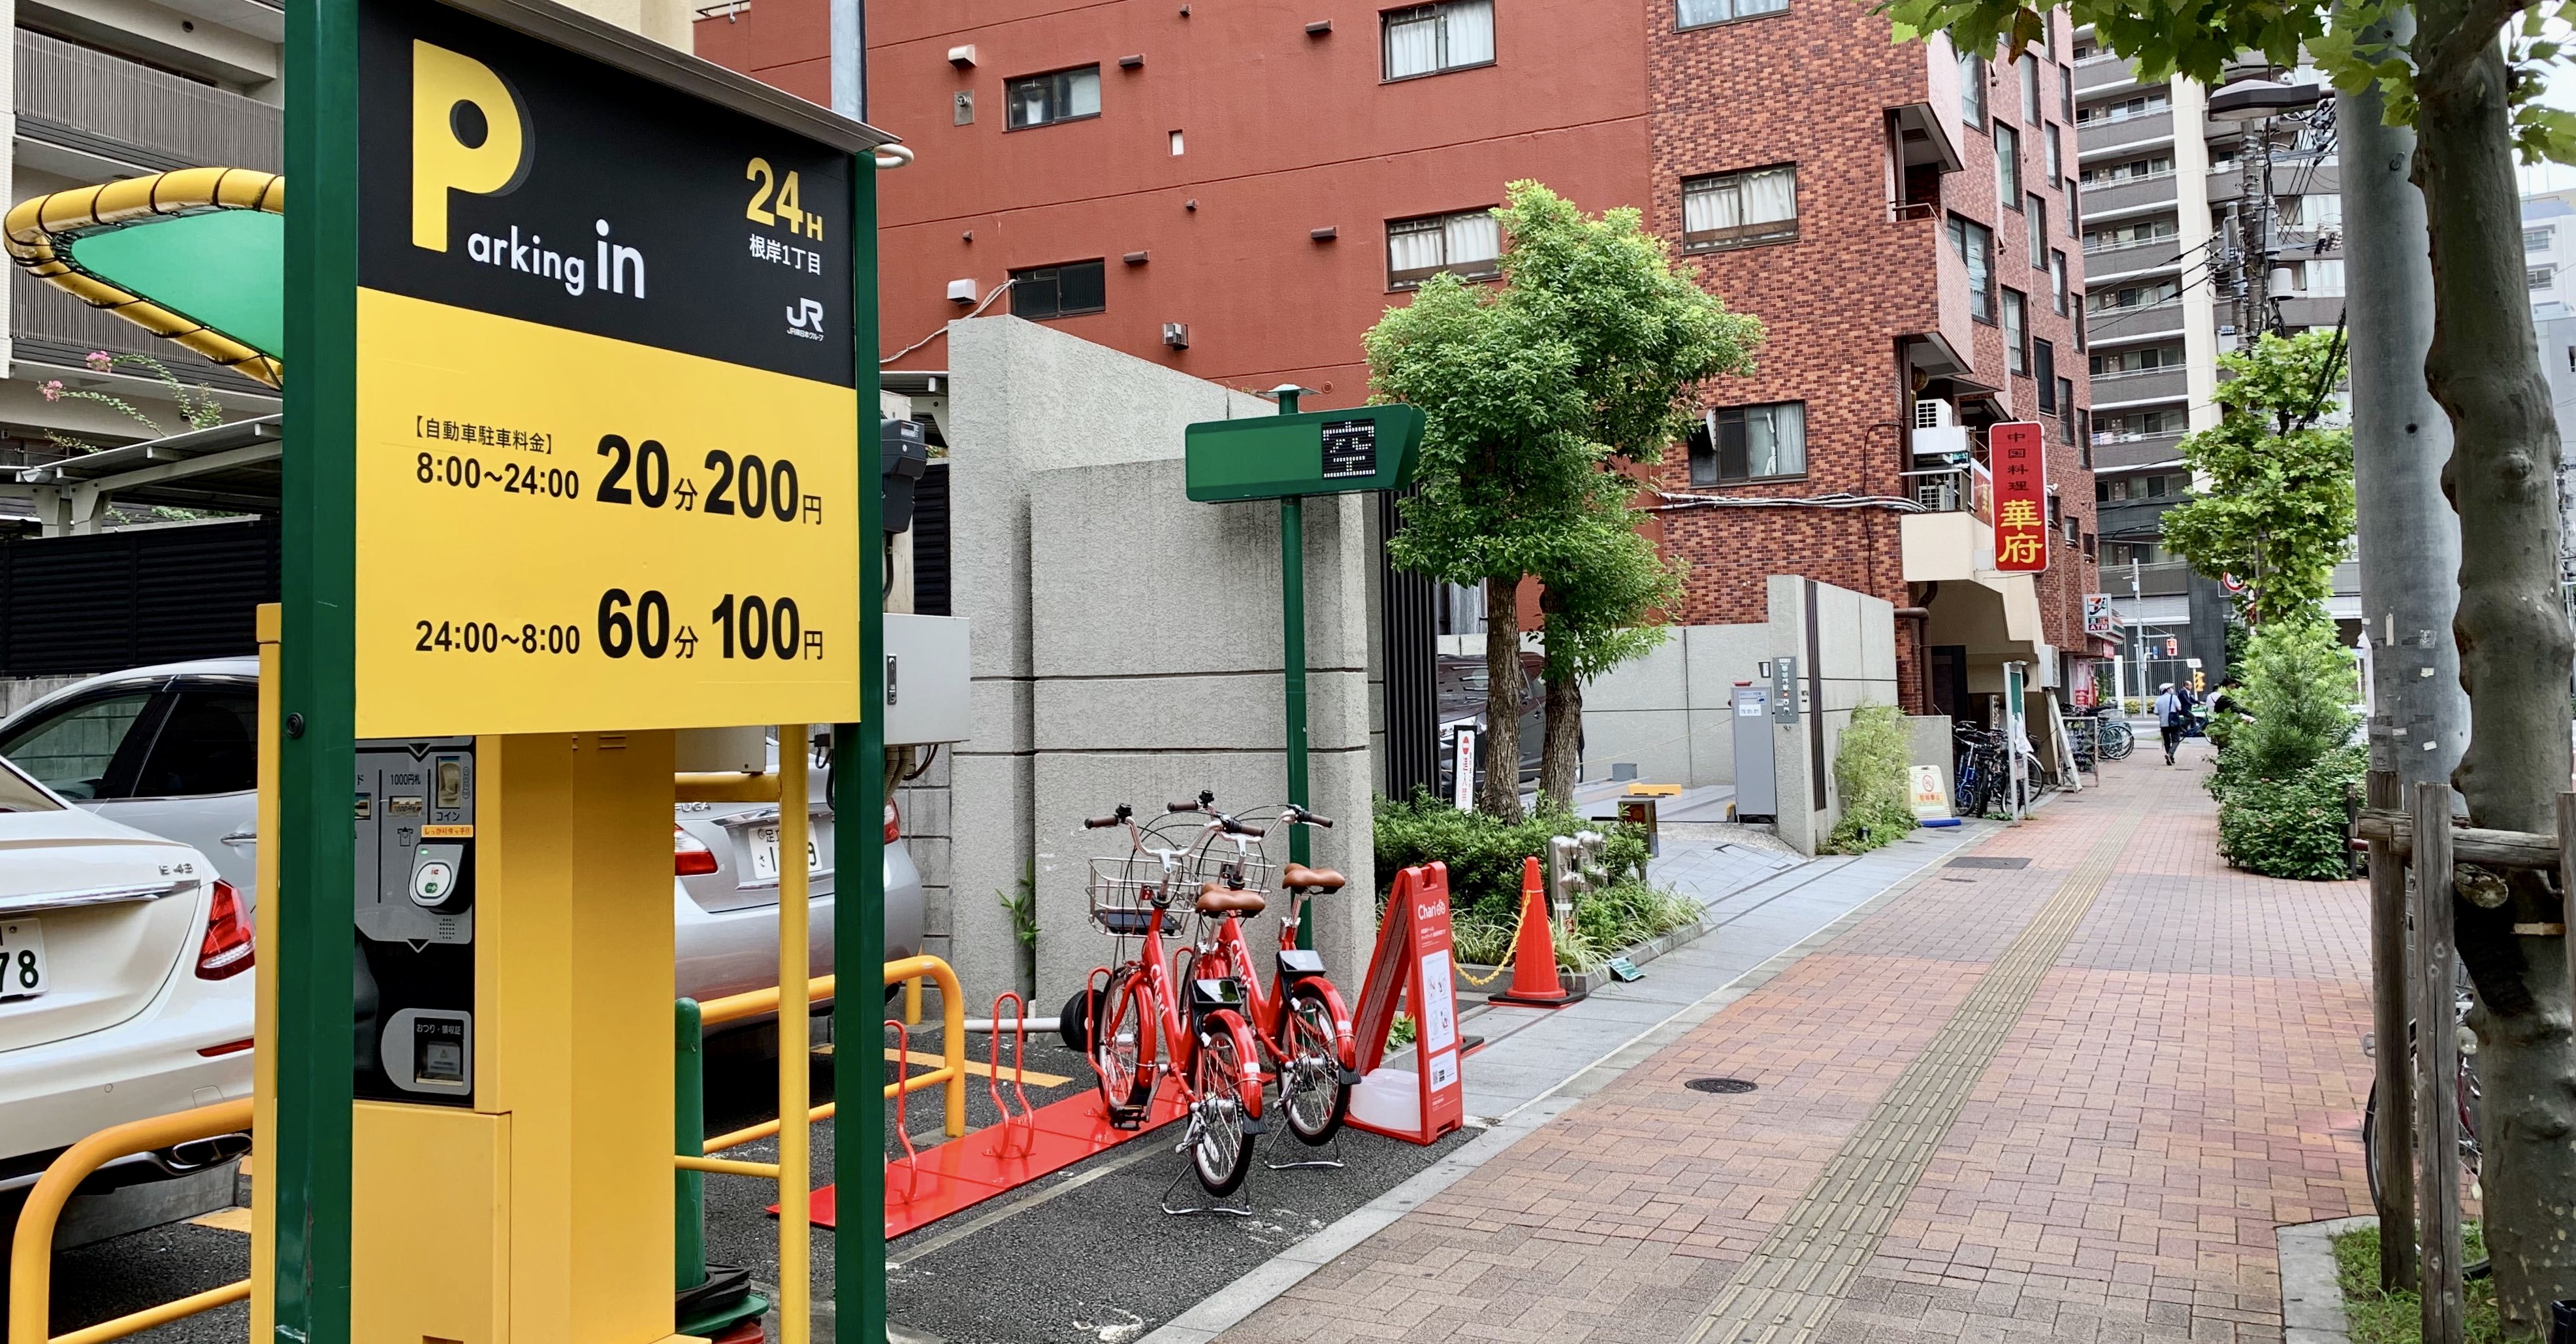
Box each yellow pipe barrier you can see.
[52,1281,251,1344]
[698,973,837,1028]
[675,771,782,803]
[904,973,924,1026]
[688,955,967,1138]
[778,724,810,1344]
[704,1102,837,1155]
[8,1099,253,1344]
[675,1155,788,1179]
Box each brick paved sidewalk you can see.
[1213,744,2374,1344]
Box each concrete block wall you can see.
[935,316,1374,1012]
[1768,574,1901,855]
[1580,622,1769,787]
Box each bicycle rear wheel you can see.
[2101,721,2134,760]
[2363,1042,2488,1279]
[1189,1016,1259,1195]
[1280,982,1351,1146]
[1089,967,1157,1119]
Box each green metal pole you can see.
[278,0,359,1335]
[1274,390,1312,949]
[675,1000,706,1292]
[834,150,888,1344]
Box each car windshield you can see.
[0,757,65,813]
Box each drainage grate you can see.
[1685,1077,1758,1095]
[1946,856,2031,870]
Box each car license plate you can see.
[0,920,48,1000]
[747,825,825,883]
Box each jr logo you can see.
[786,298,826,330]
[412,41,528,252]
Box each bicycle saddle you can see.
[1195,883,1266,915]
[1279,864,1346,893]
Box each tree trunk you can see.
[1479,576,1526,821]
[1541,666,1583,808]
[2415,16,2576,1332]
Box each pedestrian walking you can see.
[2155,683,2191,766]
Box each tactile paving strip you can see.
[1684,814,2143,1344]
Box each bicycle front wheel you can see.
[2101,721,2134,760]
[1280,981,1352,1146]
[1189,1016,1260,1195]
[1089,967,1157,1119]
[2363,1046,2488,1279]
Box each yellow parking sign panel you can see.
[352,4,861,736]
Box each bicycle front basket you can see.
[1089,855,1185,938]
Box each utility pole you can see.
[2341,1,2465,1296]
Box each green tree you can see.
[1533,497,1685,802]
[1366,180,1762,819]
[2157,331,2355,625]
[1875,0,2576,1321]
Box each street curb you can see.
[1130,823,1991,1344]
[2277,1215,2374,1344]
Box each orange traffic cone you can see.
[1489,857,1586,1006]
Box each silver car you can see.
[0,659,925,1008]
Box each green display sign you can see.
[1183,404,1424,502]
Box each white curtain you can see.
[2302,259,2345,296]
[1443,1,1494,67]
[1066,68,1101,118]
[1385,11,1440,77]
[1444,212,1500,265]
[1677,0,1730,22]
[1742,167,1795,224]
[1748,403,1804,478]
[1684,182,1740,235]
[1389,223,1445,276]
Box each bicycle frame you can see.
[1085,819,1264,1115]
[1192,891,1357,1075]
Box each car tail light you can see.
[675,826,718,876]
[196,880,253,980]
[885,802,900,844]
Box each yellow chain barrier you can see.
[1452,896,1534,987]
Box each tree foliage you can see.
[1826,704,1919,854]
[2157,330,2355,625]
[1366,180,1762,815]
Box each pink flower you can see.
[84,351,112,371]
[39,380,62,402]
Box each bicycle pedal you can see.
[1340,1068,1363,1085]
[1107,1106,1146,1130]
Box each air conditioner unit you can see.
[946,278,978,305]
[1913,397,1957,429]
[1914,424,1970,462]
[1162,322,1190,349]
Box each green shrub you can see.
[1826,703,1918,855]
[1374,791,1647,923]
[2226,617,2359,788]
[2215,745,2364,879]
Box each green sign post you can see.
[1184,398,1423,928]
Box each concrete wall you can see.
[937,316,1374,1011]
[1580,623,1769,787]
[1768,574,1901,855]
[0,675,82,719]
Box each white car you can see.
[0,753,253,1249]
[0,659,928,1005]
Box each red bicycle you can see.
[1159,794,1359,1149]
[1078,803,1269,1196]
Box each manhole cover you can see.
[1946,856,2031,870]
[1684,1077,1758,1094]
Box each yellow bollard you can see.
[777,725,811,1344]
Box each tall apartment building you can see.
[2072,41,2348,689]
[700,0,2111,717]
[0,2,283,530]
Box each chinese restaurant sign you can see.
[1990,421,2048,574]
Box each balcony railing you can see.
[1901,462,1992,524]
[2087,366,2189,406]
[14,29,282,173]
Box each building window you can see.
[2078,409,2091,465]
[2073,303,2086,350]
[1950,215,1995,322]
[2051,250,2068,314]
[2019,53,2040,124]
[1690,402,1807,484]
[1682,166,1799,252]
[2080,154,2172,186]
[1959,49,1986,129]
[2289,259,2346,296]
[2089,278,2180,310]
[1387,208,1503,288]
[2057,376,2074,429]
[2029,197,2048,266]
[2091,344,2182,375]
[2082,531,2097,560]
[2084,217,2178,252]
[1996,125,2021,206]
[2003,289,2028,374]
[2035,339,2056,410]
[1005,66,1101,129]
[2532,265,2558,292]
[1383,1,1494,80]
[2059,65,2074,120]
[1008,259,1106,318]
[2526,226,2554,254]
[2078,90,2169,123]
[2046,127,2063,186]
[1677,0,1785,27]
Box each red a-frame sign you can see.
[1346,862,1465,1144]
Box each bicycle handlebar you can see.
[1279,806,1334,828]
[1083,816,1123,829]
[1167,800,1200,813]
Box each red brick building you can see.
[697,0,2111,714]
